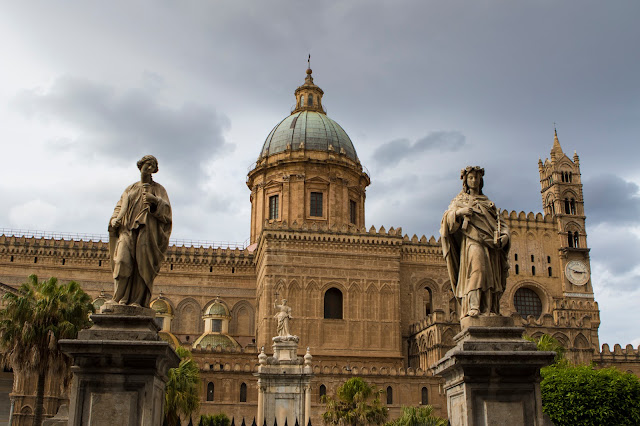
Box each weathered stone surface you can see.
[60,311,179,426]
[433,325,555,426]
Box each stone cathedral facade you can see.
[1,68,639,425]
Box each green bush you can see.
[541,364,640,426]
[199,413,231,426]
[384,405,447,426]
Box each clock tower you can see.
[538,129,593,296]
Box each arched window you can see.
[207,382,214,401]
[386,386,393,405]
[324,288,343,319]
[548,267,552,277]
[532,266,536,276]
[570,199,576,215]
[319,384,327,402]
[300,95,304,107]
[573,232,579,248]
[308,94,313,106]
[569,172,573,182]
[240,382,247,402]
[513,288,542,319]
[568,232,574,248]
[514,253,518,261]
[547,256,551,263]
[515,264,519,275]
[421,387,428,405]
[424,287,432,316]
[561,172,565,182]
[564,198,570,214]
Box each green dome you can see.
[206,301,229,317]
[259,111,358,161]
[193,333,240,350]
[151,299,173,315]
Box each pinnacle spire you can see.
[550,125,563,159]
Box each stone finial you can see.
[258,347,267,365]
[304,347,312,366]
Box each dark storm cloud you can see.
[372,132,466,168]
[583,174,640,226]
[12,75,231,183]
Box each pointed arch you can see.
[175,298,203,334]
[573,333,590,349]
[230,300,255,336]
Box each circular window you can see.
[513,288,542,318]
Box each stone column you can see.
[257,384,265,426]
[60,304,180,426]
[304,384,311,426]
[433,316,554,426]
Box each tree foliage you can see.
[199,413,231,426]
[0,275,94,426]
[322,377,388,426]
[540,363,640,425]
[385,405,447,426]
[165,346,201,426]
[523,333,566,363]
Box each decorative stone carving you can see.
[108,155,172,308]
[441,166,510,319]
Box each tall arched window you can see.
[308,94,313,106]
[300,95,304,107]
[568,232,574,248]
[570,199,576,215]
[207,382,214,401]
[421,387,428,405]
[424,287,432,316]
[573,232,579,248]
[324,288,343,319]
[386,386,393,405]
[564,198,570,214]
[319,384,327,402]
[240,382,247,402]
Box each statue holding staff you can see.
[108,155,172,308]
[440,166,510,318]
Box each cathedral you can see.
[0,66,638,425]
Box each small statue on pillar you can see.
[274,297,293,337]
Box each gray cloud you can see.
[11,75,232,184]
[372,131,466,168]
[583,174,640,226]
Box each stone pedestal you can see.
[432,316,555,426]
[60,303,180,426]
[255,336,314,426]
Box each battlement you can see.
[0,232,254,267]
[598,343,640,360]
[503,210,552,223]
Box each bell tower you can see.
[538,128,592,295]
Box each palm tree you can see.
[0,275,94,426]
[322,377,388,426]
[165,346,201,425]
[524,333,566,363]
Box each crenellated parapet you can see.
[598,343,639,360]
[596,343,640,375]
[0,233,254,271]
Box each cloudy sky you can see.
[1,1,638,347]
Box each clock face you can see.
[565,260,590,286]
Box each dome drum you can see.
[247,67,370,243]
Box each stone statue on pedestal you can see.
[274,298,292,337]
[440,166,510,319]
[108,155,172,308]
